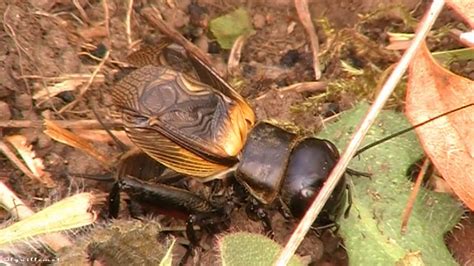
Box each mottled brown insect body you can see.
[112,65,254,178]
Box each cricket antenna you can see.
[91,98,128,152]
[354,103,474,157]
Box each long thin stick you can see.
[126,0,134,48]
[295,0,321,80]
[141,7,213,66]
[0,139,38,181]
[0,119,122,129]
[59,51,110,113]
[275,1,446,264]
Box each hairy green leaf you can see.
[219,232,304,266]
[318,103,463,265]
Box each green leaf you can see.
[219,232,305,266]
[317,103,463,265]
[210,8,254,49]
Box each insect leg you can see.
[246,198,273,235]
[108,182,121,219]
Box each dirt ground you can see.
[0,0,472,265]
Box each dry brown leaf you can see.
[406,43,474,209]
[446,0,474,27]
[71,129,133,146]
[44,120,114,170]
[5,135,55,187]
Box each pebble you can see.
[37,134,53,149]
[161,8,190,29]
[0,86,11,98]
[15,94,33,110]
[253,14,266,29]
[195,36,209,53]
[41,110,53,120]
[18,128,39,144]
[280,49,300,67]
[208,41,221,54]
[466,61,474,72]
[188,3,209,28]
[0,101,11,120]
[176,0,191,10]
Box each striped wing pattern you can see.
[112,65,254,177]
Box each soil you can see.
[0,0,472,265]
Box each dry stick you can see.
[59,51,110,113]
[295,0,321,80]
[255,81,327,101]
[227,35,247,76]
[141,7,213,66]
[450,29,474,48]
[5,135,55,187]
[401,158,430,234]
[459,30,474,47]
[73,0,89,23]
[0,119,122,129]
[0,139,38,181]
[103,0,111,47]
[126,0,134,49]
[275,0,446,265]
[20,74,105,81]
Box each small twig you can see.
[401,158,430,234]
[73,0,89,23]
[0,119,122,129]
[91,99,127,152]
[450,29,474,48]
[255,81,327,101]
[103,0,111,47]
[275,1,445,265]
[59,50,110,113]
[0,139,38,182]
[227,35,247,76]
[20,73,105,81]
[126,0,134,49]
[5,135,55,187]
[141,7,213,66]
[295,0,321,80]
[0,181,34,220]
